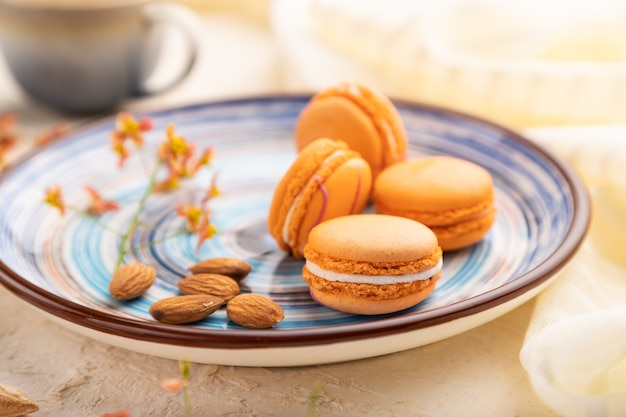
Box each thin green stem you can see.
[307,381,324,417]
[178,358,192,417]
[114,160,161,270]
[131,229,188,251]
[182,385,192,417]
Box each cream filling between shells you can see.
[305,257,443,285]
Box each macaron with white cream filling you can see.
[302,214,443,315]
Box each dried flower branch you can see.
[160,358,193,417]
[85,185,120,216]
[113,121,215,267]
[101,374,322,417]
[180,358,193,417]
[176,204,203,232]
[202,171,220,204]
[43,113,219,273]
[160,378,187,393]
[0,114,69,169]
[114,159,161,270]
[43,184,66,216]
[34,123,68,146]
[44,184,120,222]
[176,205,217,252]
[176,169,220,251]
[195,211,217,252]
[156,123,214,192]
[110,112,153,167]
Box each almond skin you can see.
[178,273,240,301]
[226,294,284,329]
[0,384,39,417]
[149,294,224,324]
[109,262,156,300]
[188,257,252,282]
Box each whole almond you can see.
[226,294,284,329]
[188,257,252,282]
[149,294,224,324]
[178,273,240,301]
[109,262,156,300]
[0,384,39,417]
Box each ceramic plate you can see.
[0,96,589,366]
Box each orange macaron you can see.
[302,214,443,315]
[268,138,372,258]
[294,82,408,178]
[373,156,496,251]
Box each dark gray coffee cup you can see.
[0,0,200,114]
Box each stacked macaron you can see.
[267,81,497,315]
[268,82,408,258]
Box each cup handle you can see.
[133,2,202,97]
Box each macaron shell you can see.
[374,198,495,227]
[353,84,408,169]
[316,84,408,168]
[295,95,385,174]
[304,214,439,263]
[430,207,497,251]
[374,156,494,216]
[288,156,372,257]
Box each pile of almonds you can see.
[108,257,284,329]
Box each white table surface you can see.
[0,9,558,417]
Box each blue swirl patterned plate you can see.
[0,96,589,366]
